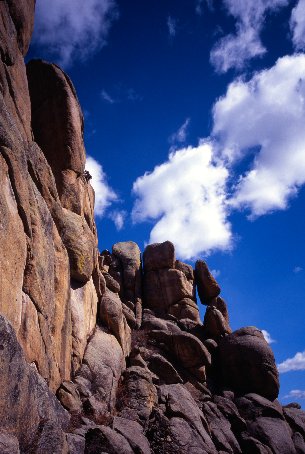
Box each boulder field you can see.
[0,1,304,453]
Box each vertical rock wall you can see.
[0,0,99,392]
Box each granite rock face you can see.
[0,2,304,453]
[0,0,98,391]
[219,327,280,400]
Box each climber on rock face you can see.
[83,169,92,182]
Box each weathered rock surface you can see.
[0,315,69,453]
[70,278,98,374]
[112,241,142,304]
[195,259,221,304]
[143,240,176,271]
[218,327,280,400]
[0,2,304,452]
[0,0,99,392]
[100,288,131,356]
[75,327,125,417]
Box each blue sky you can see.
[28,0,305,405]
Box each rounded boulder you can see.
[218,327,279,400]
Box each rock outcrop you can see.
[0,1,304,453]
[0,0,99,393]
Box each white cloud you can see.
[170,118,190,145]
[284,389,305,399]
[261,330,276,344]
[131,54,305,257]
[210,0,288,73]
[33,0,117,66]
[108,210,126,231]
[211,269,220,278]
[86,156,118,217]
[167,16,177,38]
[132,142,232,260]
[213,54,305,217]
[290,0,305,51]
[278,350,305,373]
[211,27,266,74]
[294,266,303,273]
[101,90,116,104]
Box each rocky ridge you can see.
[0,1,304,453]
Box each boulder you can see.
[202,401,242,453]
[169,417,217,454]
[235,393,284,421]
[150,330,211,370]
[70,278,98,373]
[60,208,96,283]
[219,327,279,400]
[122,302,137,329]
[116,366,158,424]
[247,417,297,454]
[203,305,231,338]
[175,260,194,281]
[211,296,230,325]
[99,288,131,356]
[144,269,194,313]
[75,327,125,415]
[159,384,210,436]
[283,407,305,438]
[142,310,181,333]
[143,241,175,272]
[84,426,134,454]
[146,353,183,384]
[168,298,200,323]
[103,271,120,293]
[112,417,151,454]
[112,241,142,304]
[195,260,220,304]
[239,433,273,454]
[57,381,82,413]
[213,395,247,432]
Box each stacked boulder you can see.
[54,240,304,454]
[143,240,200,324]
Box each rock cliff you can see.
[0,1,304,453]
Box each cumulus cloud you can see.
[213,54,305,217]
[261,330,276,344]
[132,55,305,258]
[278,350,305,373]
[284,389,305,399]
[290,0,305,51]
[86,156,118,217]
[108,210,127,231]
[169,118,190,145]
[33,0,118,66]
[132,142,232,260]
[210,0,288,73]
